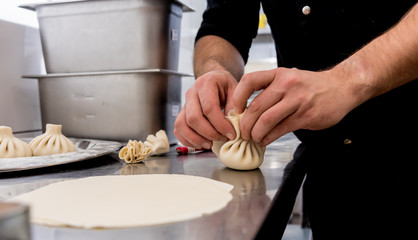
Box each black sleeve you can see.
[195,0,261,63]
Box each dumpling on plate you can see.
[119,140,152,163]
[212,110,266,170]
[144,130,170,155]
[0,126,32,158]
[29,124,75,156]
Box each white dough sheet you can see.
[7,174,234,229]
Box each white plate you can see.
[0,138,122,173]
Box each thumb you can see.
[232,90,248,114]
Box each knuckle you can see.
[196,72,217,86]
[248,99,261,113]
[294,93,308,103]
[263,135,274,145]
[190,136,210,149]
[282,77,299,89]
[174,111,185,128]
[201,104,215,118]
[173,129,182,139]
[259,113,276,126]
[251,130,263,143]
[185,112,199,127]
[174,118,184,129]
[240,73,254,84]
[194,78,205,88]
[185,88,194,99]
[269,87,285,98]
[174,119,181,129]
[281,72,301,88]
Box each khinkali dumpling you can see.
[212,110,266,170]
[144,130,170,155]
[0,126,32,158]
[29,124,75,156]
[119,129,169,164]
[119,140,152,163]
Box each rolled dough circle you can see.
[8,174,233,229]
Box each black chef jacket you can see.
[196,0,418,239]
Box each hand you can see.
[174,70,238,149]
[233,67,360,146]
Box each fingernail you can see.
[226,132,234,140]
[202,142,211,149]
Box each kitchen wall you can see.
[0,1,44,137]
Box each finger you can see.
[185,85,225,141]
[250,97,299,144]
[233,69,277,113]
[260,114,302,146]
[197,77,236,140]
[223,82,238,117]
[174,109,212,149]
[240,87,284,140]
[184,87,228,142]
[173,128,194,147]
[223,81,238,139]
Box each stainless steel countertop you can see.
[0,133,300,240]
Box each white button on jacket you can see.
[302,5,311,15]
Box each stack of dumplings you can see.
[30,124,75,156]
[0,126,32,158]
[212,110,266,170]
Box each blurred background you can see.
[0,0,276,139]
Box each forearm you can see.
[193,35,245,80]
[331,4,418,106]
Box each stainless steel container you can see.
[20,0,193,73]
[0,203,30,240]
[23,69,190,143]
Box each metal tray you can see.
[19,0,194,73]
[0,138,122,173]
[23,69,192,143]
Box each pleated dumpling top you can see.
[212,110,266,170]
[144,130,170,155]
[29,124,75,156]
[0,126,32,158]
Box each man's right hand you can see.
[174,70,237,149]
